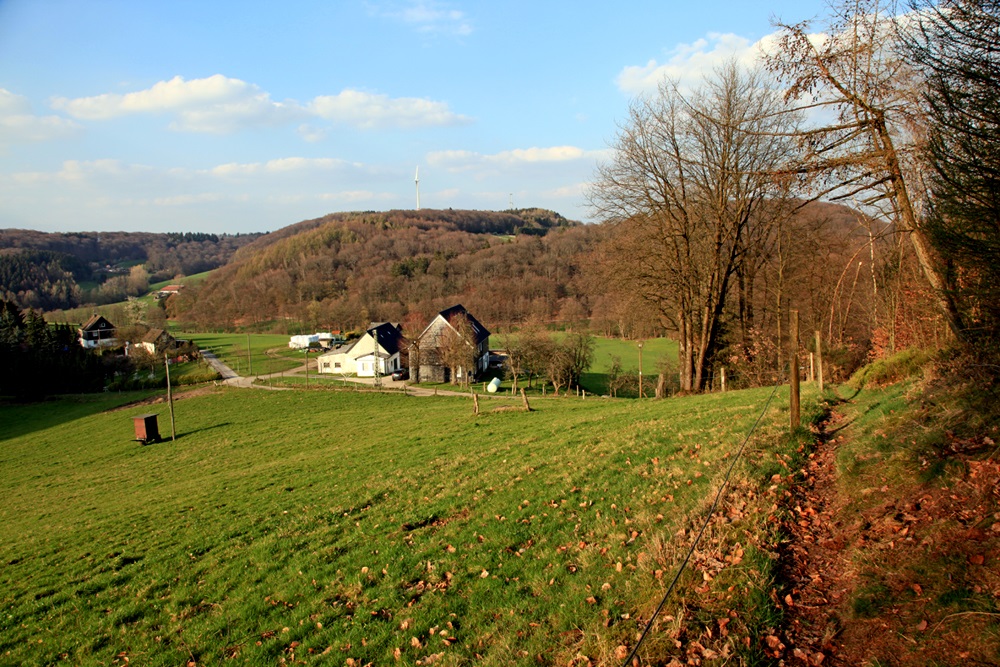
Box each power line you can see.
[622,382,782,667]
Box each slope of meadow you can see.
[0,385,816,666]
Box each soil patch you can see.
[777,403,1000,666]
[104,385,218,412]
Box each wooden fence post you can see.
[790,310,800,430]
[815,330,824,393]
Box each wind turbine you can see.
[415,166,421,210]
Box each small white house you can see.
[317,322,404,377]
[137,328,176,355]
[78,314,117,349]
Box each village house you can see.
[154,284,184,300]
[136,328,177,355]
[317,322,404,377]
[78,314,117,349]
[409,304,490,383]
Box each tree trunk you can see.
[875,119,965,341]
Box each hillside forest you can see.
[3,0,998,394]
[0,230,260,310]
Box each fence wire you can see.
[622,382,782,667]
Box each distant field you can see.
[148,270,215,292]
[490,335,678,396]
[178,332,303,375]
[0,384,812,666]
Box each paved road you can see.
[200,350,287,389]
[200,348,491,398]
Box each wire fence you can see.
[621,381,782,667]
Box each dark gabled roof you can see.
[80,314,115,331]
[438,304,490,344]
[368,322,403,356]
[141,328,175,344]
[319,338,359,357]
[366,321,401,332]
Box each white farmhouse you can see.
[317,322,404,377]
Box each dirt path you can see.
[777,405,854,666]
[776,389,1000,666]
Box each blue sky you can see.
[0,0,829,234]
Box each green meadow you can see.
[180,332,305,376]
[0,385,812,666]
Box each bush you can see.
[175,370,219,385]
[848,347,936,390]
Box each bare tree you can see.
[438,312,477,386]
[766,0,966,339]
[590,62,799,392]
[501,331,526,392]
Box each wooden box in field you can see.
[132,414,160,444]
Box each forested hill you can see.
[0,229,260,310]
[231,207,575,258]
[171,208,597,333]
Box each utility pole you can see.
[164,352,176,442]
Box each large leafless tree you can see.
[765,0,967,340]
[590,62,799,392]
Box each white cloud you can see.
[0,88,80,144]
[298,123,328,142]
[51,74,301,133]
[49,75,469,134]
[52,159,153,183]
[427,145,594,171]
[209,157,357,177]
[53,74,256,118]
[372,0,473,36]
[317,190,396,202]
[545,182,589,199]
[616,32,764,95]
[310,90,471,129]
[153,193,228,206]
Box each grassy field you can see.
[583,338,678,396]
[148,270,215,292]
[0,383,820,666]
[487,335,678,397]
[179,332,304,376]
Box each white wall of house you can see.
[316,331,398,376]
[354,352,399,377]
[317,349,355,375]
[80,336,117,349]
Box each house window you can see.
[334,362,341,369]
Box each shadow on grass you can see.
[0,391,161,444]
[137,422,233,445]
